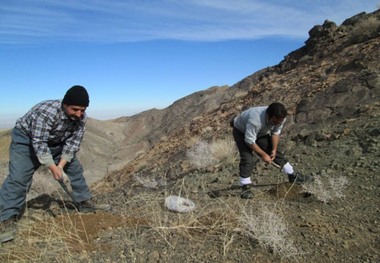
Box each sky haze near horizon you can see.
[1,1,379,128]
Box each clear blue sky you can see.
[1,1,379,128]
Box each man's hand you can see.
[48,160,68,181]
[251,143,273,164]
[270,150,277,161]
[49,164,63,181]
[261,153,272,164]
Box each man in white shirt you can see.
[232,102,311,199]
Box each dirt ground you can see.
[1,100,379,263]
[1,117,379,263]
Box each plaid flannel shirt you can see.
[15,99,86,166]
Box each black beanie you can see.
[62,85,90,107]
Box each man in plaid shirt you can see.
[0,85,110,242]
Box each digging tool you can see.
[57,170,112,212]
[57,171,76,202]
[271,162,282,170]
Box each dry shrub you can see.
[156,200,240,256]
[238,203,299,258]
[350,16,380,43]
[186,140,213,169]
[120,178,242,256]
[0,209,88,262]
[123,177,300,259]
[134,174,160,189]
[210,139,237,166]
[186,139,237,169]
[301,175,349,203]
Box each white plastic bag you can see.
[165,195,196,213]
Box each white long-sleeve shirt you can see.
[233,106,285,145]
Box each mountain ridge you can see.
[96,8,380,189]
[0,9,379,262]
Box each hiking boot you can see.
[240,184,254,199]
[0,217,18,243]
[78,199,111,213]
[288,172,312,184]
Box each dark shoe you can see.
[78,200,96,212]
[78,200,111,213]
[0,217,18,243]
[240,184,254,199]
[288,172,312,184]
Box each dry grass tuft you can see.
[0,212,88,262]
[118,178,243,255]
[116,174,304,260]
[186,139,237,169]
[210,139,238,166]
[301,175,349,203]
[238,202,299,258]
[186,140,214,169]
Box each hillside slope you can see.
[101,9,380,188]
[0,9,379,263]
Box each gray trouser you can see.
[232,127,288,179]
[0,128,91,221]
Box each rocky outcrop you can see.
[278,9,380,73]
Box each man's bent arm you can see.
[249,143,272,164]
